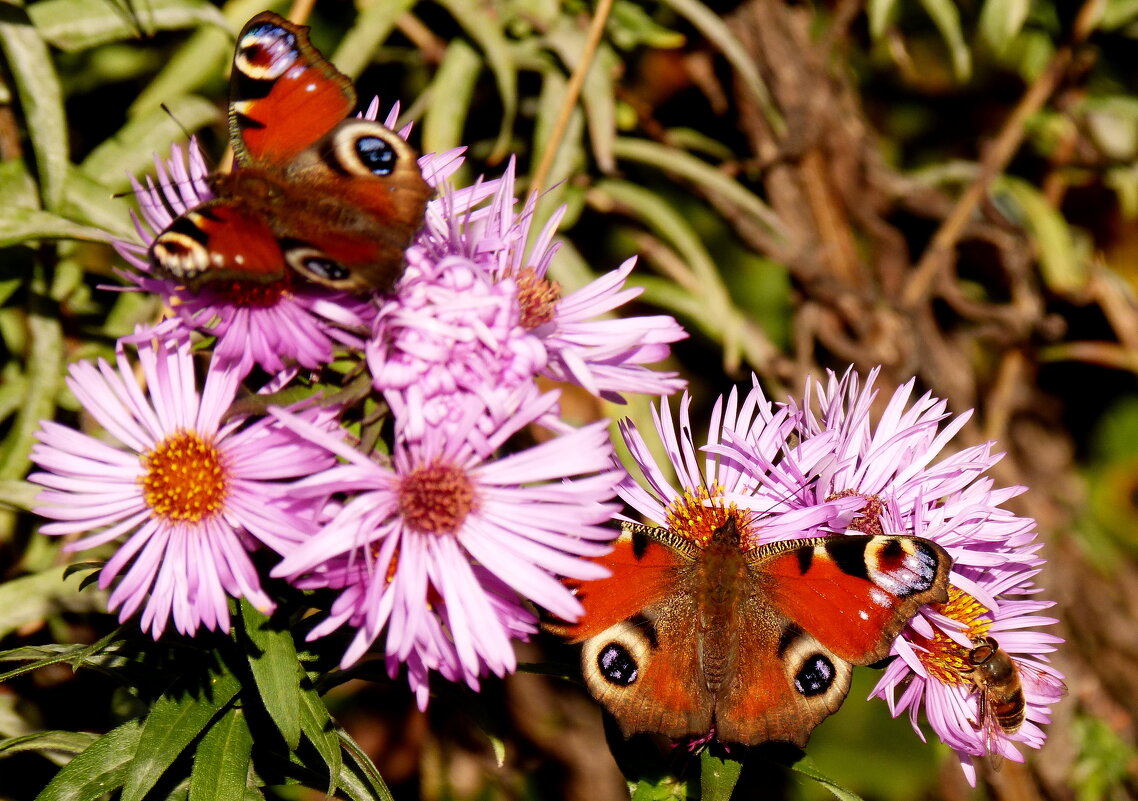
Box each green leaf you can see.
[239,600,302,750]
[993,175,1089,293]
[338,728,394,801]
[788,755,865,801]
[868,0,900,39]
[188,707,253,801]
[699,750,742,801]
[0,265,64,480]
[63,169,137,240]
[422,38,481,158]
[438,0,516,162]
[27,0,228,51]
[330,0,416,79]
[545,24,618,173]
[298,679,341,796]
[0,4,68,211]
[0,207,115,248]
[0,566,106,641]
[610,138,784,237]
[0,628,128,681]
[120,666,242,801]
[34,718,142,801]
[917,0,972,81]
[659,0,783,136]
[128,0,278,115]
[979,0,1031,54]
[0,730,100,759]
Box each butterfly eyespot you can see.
[151,231,211,279]
[235,25,298,81]
[597,643,639,686]
[330,123,408,177]
[355,136,397,176]
[284,245,349,282]
[793,654,836,697]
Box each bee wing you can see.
[968,685,1007,771]
[1017,659,1068,703]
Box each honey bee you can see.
[960,636,1067,765]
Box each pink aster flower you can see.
[28,339,335,637]
[114,102,458,378]
[267,388,624,706]
[368,160,687,429]
[777,367,1065,781]
[618,382,864,549]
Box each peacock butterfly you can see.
[148,12,432,293]
[552,513,952,747]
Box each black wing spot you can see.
[598,643,638,686]
[630,528,651,560]
[827,539,871,581]
[794,654,836,697]
[795,546,813,575]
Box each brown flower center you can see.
[140,430,229,522]
[514,267,560,330]
[398,462,478,535]
[827,490,887,536]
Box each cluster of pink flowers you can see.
[617,370,1065,784]
[31,102,685,706]
[27,100,1063,776]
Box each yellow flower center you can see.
[398,462,477,535]
[663,485,755,548]
[140,430,229,522]
[514,267,560,330]
[914,586,993,685]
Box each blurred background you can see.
[1,0,1136,798]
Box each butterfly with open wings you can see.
[148,12,432,294]
[551,511,952,747]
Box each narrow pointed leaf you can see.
[120,668,241,801]
[338,728,394,801]
[0,6,68,212]
[34,718,142,801]
[0,730,100,759]
[298,679,341,795]
[239,600,302,750]
[188,707,253,801]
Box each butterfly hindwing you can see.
[149,199,285,286]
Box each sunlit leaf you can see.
[239,600,302,750]
[27,0,227,51]
[34,718,142,801]
[0,5,68,211]
[918,0,972,81]
[120,667,242,801]
[188,706,253,801]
